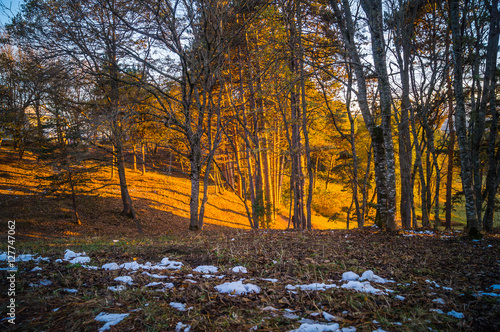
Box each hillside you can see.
[0,146,347,240]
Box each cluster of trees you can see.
[0,0,498,236]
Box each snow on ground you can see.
[342,272,359,281]
[447,310,464,319]
[13,248,484,331]
[193,265,218,273]
[107,285,126,292]
[322,311,336,321]
[286,283,338,291]
[102,263,119,270]
[142,271,169,279]
[432,298,445,305]
[175,322,191,331]
[160,258,183,270]
[430,309,444,314]
[170,302,192,311]
[232,266,247,273]
[114,276,134,285]
[215,280,260,295]
[63,288,78,293]
[64,250,90,264]
[289,322,356,332]
[341,281,386,295]
[343,270,394,284]
[94,312,129,331]
[29,279,52,287]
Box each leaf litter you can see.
[1,228,499,331]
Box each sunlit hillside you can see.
[0,146,352,239]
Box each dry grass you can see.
[0,146,348,241]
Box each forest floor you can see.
[0,228,499,331]
[1,147,500,331]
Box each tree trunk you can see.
[360,0,397,232]
[450,0,481,236]
[189,146,201,231]
[68,171,81,225]
[445,33,456,230]
[133,144,137,172]
[482,0,500,231]
[111,144,115,179]
[141,142,146,175]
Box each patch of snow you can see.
[102,263,120,270]
[142,271,169,279]
[119,262,141,270]
[284,312,300,319]
[17,254,35,262]
[215,280,260,295]
[286,283,338,291]
[491,285,500,291]
[170,302,187,311]
[108,285,126,292]
[95,312,129,331]
[193,265,218,274]
[55,259,63,263]
[395,295,405,300]
[323,311,336,321]
[342,271,360,281]
[359,270,394,283]
[473,292,500,297]
[310,313,320,317]
[63,288,78,293]
[64,250,85,261]
[341,281,386,295]
[447,310,464,319]
[53,308,59,312]
[443,286,453,291]
[82,265,99,270]
[175,322,191,332]
[160,258,183,270]
[69,256,91,264]
[432,298,445,305]
[289,322,356,332]
[429,309,444,314]
[232,266,248,273]
[36,256,50,262]
[425,280,440,288]
[114,276,133,285]
[30,279,52,287]
[262,278,278,283]
[261,306,279,311]
[184,279,197,283]
[31,266,42,272]
[0,253,7,261]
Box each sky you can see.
[0,0,22,26]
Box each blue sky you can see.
[1,0,22,26]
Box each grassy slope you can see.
[0,147,348,240]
